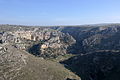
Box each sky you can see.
[0,0,120,26]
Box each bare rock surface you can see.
[0,25,76,58]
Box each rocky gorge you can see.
[0,24,120,80]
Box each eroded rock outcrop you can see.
[40,33,76,58]
[0,26,76,58]
[56,25,120,53]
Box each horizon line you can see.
[0,22,120,27]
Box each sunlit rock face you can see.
[0,26,76,58]
[0,24,120,57]
[40,33,76,58]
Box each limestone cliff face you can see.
[0,26,76,58]
[40,33,76,58]
[1,24,120,56]
[55,25,120,53]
